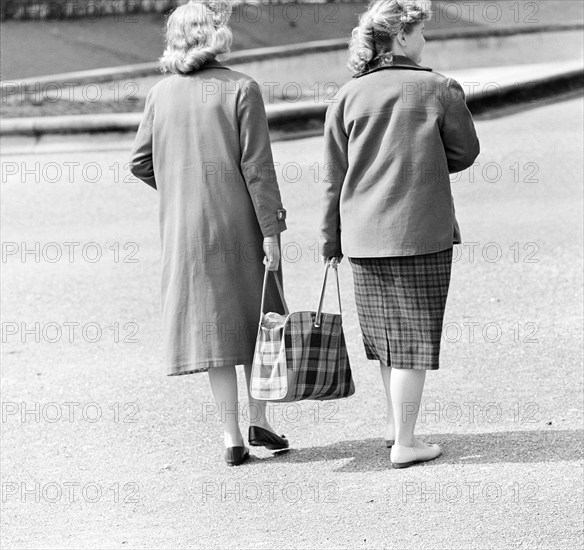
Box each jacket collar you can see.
[354,55,433,78]
[198,59,231,71]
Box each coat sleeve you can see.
[320,104,348,258]
[441,78,480,174]
[130,89,157,190]
[238,80,287,237]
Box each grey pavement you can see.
[1,96,583,549]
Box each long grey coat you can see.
[130,60,287,376]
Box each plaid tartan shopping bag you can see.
[251,263,355,402]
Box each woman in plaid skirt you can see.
[320,0,480,468]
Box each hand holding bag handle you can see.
[314,263,342,328]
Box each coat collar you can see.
[354,55,433,78]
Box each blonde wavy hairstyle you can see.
[348,0,432,75]
[160,0,233,74]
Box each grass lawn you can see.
[4,3,368,79]
[2,1,582,80]
[1,1,581,118]
[0,0,485,80]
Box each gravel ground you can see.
[1,96,583,549]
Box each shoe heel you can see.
[224,446,250,466]
[391,461,415,469]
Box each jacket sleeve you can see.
[238,80,287,237]
[441,78,480,174]
[130,89,157,190]
[320,103,348,258]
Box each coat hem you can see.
[167,357,254,376]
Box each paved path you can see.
[1,97,583,549]
[22,60,581,105]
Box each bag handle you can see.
[259,265,290,324]
[314,263,342,328]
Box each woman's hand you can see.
[263,235,280,271]
[324,257,342,268]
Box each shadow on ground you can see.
[247,429,584,471]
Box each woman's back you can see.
[131,61,286,374]
[323,56,479,258]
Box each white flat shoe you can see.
[390,442,442,469]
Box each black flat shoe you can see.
[248,426,289,451]
[384,439,395,448]
[224,446,250,466]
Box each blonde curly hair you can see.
[160,1,233,74]
[348,0,432,75]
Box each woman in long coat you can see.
[131,1,289,466]
[320,0,480,468]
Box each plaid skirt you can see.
[349,248,453,370]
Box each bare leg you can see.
[390,368,427,447]
[244,364,277,433]
[389,368,441,466]
[208,366,244,448]
[380,364,395,442]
